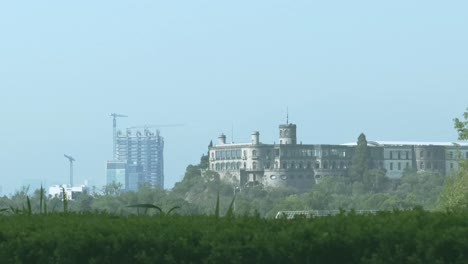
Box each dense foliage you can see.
[0,158,448,218]
[1,210,468,263]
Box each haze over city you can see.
[1,1,467,195]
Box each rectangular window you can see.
[406,162,410,169]
[398,162,401,170]
[406,151,410,160]
[314,149,321,157]
[466,152,468,159]
[390,163,393,170]
[390,152,393,159]
[449,151,454,159]
[398,152,401,160]
[450,163,454,169]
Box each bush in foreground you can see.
[0,209,467,263]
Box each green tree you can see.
[349,133,370,182]
[437,160,468,210]
[454,107,468,140]
[437,108,468,210]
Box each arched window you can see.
[315,161,320,169]
[231,162,236,170]
[252,150,257,157]
[323,161,328,169]
[253,162,257,170]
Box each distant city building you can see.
[106,161,127,189]
[114,128,164,189]
[105,160,143,191]
[208,122,468,190]
[48,184,88,200]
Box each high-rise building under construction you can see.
[115,128,164,189]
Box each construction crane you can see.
[110,113,128,159]
[64,154,75,187]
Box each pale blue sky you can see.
[0,1,467,195]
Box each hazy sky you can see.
[1,1,467,195]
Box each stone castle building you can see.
[208,122,468,190]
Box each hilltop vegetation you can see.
[0,153,450,217]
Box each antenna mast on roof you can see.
[286,107,289,124]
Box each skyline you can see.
[1,1,467,195]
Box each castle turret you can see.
[279,123,297,145]
[251,131,260,145]
[218,134,226,145]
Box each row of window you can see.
[211,160,351,171]
[269,174,314,180]
[388,162,410,171]
[388,151,411,160]
[214,149,242,159]
[447,151,468,159]
[388,161,460,171]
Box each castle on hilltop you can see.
[208,122,468,189]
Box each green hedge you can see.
[1,209,468,263]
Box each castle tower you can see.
[279,123,297,145]
[218,134,226,145]
[251,131,260,145]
